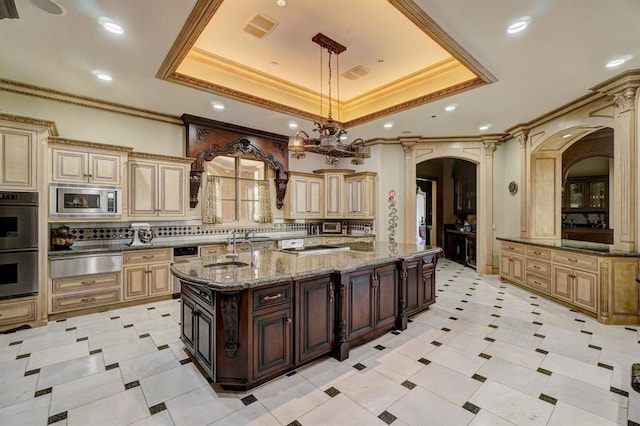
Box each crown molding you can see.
[0,112,59,135]
[48,137,134,152]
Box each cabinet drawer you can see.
[552,251,597,272]
[123,248,172,265]
[253,283,291,311]
[525,273,551,293]
[52,272,121,294]
[526,246,551,261]
[324,237,343,245]
[501,242,525,255]
[51,289,121,313]
[526,259,551,278]
[199,245,226,257]
[0,298,37,326]
[305,237,323,247]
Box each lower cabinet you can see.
[181,285,215,378]
[123,248,172,300]
[401,254,437,328]
[499,242,525,284]
[552,266,597,312]
[344,263,397,345]
[50,272,121,314]
[0,297,37,331]
[296,275,334,364]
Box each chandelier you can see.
[288,33,370,165]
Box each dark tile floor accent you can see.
[478,353,492,360]
[610,387,629,397]
[123,324,134,328]
[463,402,480,414]
[352,363,366,371]
[539,394,557,405]
[48,412,67,424]
[110,316,120,320]
[125,380,140,390]
[374,345,386,351]
[286,370,297,377]
[441,327,451,332]
[149,402,167,415]
[324,387,340,397]
[484,337,495,342]
[472,374,487,383]
[581,330,593,335]
[286,420,302,426]
[106,363,119,370]
[390,331,401,335]
[24,368,40,376]
[401,380,416,390]
[35,387,52,397]
[179,358,192,365]
[533,321,543,326]
[598,363,614,370]
[535,348,549,355]
[418,358,431,365]
[65,327,76,332]
[378,410,397,424]
[9,340,22,346]
[89,348,102,355]
[537,368,552,376]
[488,324,498,329]
[157,344,169,350]
[16,353,29,359]
[534,333,545,338]
[430,341,442,346]
[588,344,602,350]
[76,336,88,342]
[241,394,257,405]
[139,333,150,339]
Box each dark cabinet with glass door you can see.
[563,176,608,212]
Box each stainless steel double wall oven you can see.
[0,191,38,299]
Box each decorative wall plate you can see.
[508,181,518,195]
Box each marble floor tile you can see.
[209,400,280,426]
[148,325,181,347]
[477,356,550,398]
[487,327,544,351]
[0,344,19,363]
[87,326,140,351]
[165,384,244,425]
[468,380,554,426]
[0,393,51,426]
[139,363,209,408]
[425,344,487,376]
[101,336,158,365]
[27,341,89,370]
[542,372,628,424]
[537,335,600,364]
[297,393,384,425]
[17,330,77,355]
[491,315,541,335]
[0,374,39,409]
[468,409,517,426]
[64,311,113,328]
[168,340,189,361]
[75,319,125,339]
[128,411,175,426]
[297,356,356,389]
[252,372,330,425]
[629,391,640,425]
[336,369,409,415]
[445,318,493,338]
[394,335,438,359]
[436,329,491,355]
[539,352,612,389]
[546,401,620,426]
[37,353,105,390]
[589,332,640,358]
[0,357,29,382]
[118,348,180,384]
[388,385,474,426]
[66,387,149,426]
[409,361,482,405]
[483,340,546,371]
[114,307,163,325]
[49,368,124,415]
[369,351,425,384]
[536,323,590,345]
[132,317,178,334]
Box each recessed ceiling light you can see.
[211,102,225,110]
[30,0,66,15]
[507,17,530,34]
[92,71,112,81]
[383,122,393,129]
[98,17,124,35]
[479,124,492,131]
[606,57,629,68]
[276,0,287,6]
[562,133,572,139]
[270,61,279,68]
[445,104,456,112]
[288,122,298,129]
[377,58,385,64]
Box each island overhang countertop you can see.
[170,242,442,291]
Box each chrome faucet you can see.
[226,230,238,259]
[237,239,256,267]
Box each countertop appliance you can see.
[279,238,350,256]
[129,223,153,246]
[322,221,342,234]
[0,191,38,299]
[50,183,121,218]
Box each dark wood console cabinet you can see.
[445,230,476,268]
[398,253,437,330]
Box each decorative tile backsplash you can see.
[51,220,374,242]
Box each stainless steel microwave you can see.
[322,221,342,234]
[50,184,121,218]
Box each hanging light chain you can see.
[327,50,333,120]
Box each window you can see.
[207,155,267,223]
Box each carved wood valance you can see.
[182,114,289,209]
[561,127,613,181]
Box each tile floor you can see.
[1,260,639,425]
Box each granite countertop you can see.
[496,236,640,257]
[445,229,476,236]
[171,242,442,291]
[48,234,375,258]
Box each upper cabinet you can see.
[344,172,376,219]
[0,126,37,191]
[284,172,323,219]
[128,153,192,220]
[452,160,476,217]
[48,138,132,186]
[563,176,608,212]
[323,171,345,218]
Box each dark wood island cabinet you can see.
[172,243,441,390]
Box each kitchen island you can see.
[170,242,441,390]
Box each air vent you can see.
[243,13,278,38]
[342,65,370,81]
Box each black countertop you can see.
[496,236,640,257]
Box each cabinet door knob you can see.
[286,317,292,324]
[81,297,96,303]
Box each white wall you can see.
[2,91,184,156]
[493,137,522,266]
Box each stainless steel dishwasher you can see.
[172,246,199,295]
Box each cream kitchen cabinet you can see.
[316,170,347,218]
[344,172,376,219]
[123,248,172,300]
[551,251,598,313]
[284,172,323,219]
[128,153,192,219]
[499,241,525,284]
[0,126,37,191]
[50,272,122,315]
[49,138,131,185]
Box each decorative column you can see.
[478,138,499,274]
[402,141,417,244]
[513,129,530,238]
[592,72,640,252]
